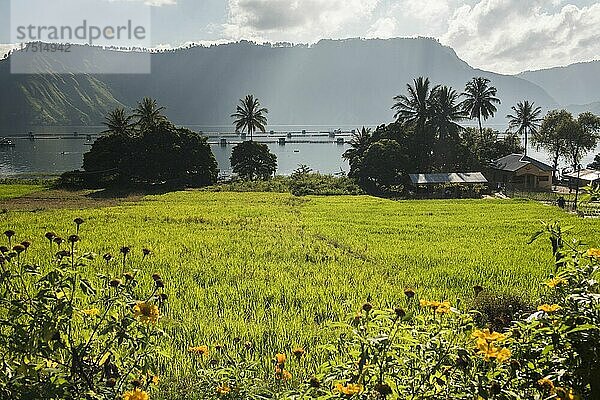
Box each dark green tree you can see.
[343,127,372,177]
[231,95,268,141]
[230,141,277,181]
[462,77,501,136]
[355,139,409,193]
[83,101,217,187]
[392,77,438,170]
[429,86,467,170]
[506,100,542,156]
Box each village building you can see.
[488,154,553,191]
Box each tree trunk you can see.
[524,129,528,157]
[478,115,483,137]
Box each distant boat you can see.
[0,138,15,147]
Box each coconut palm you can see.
[102,108,134,136]
[429,86,467,142]
[343,127,372,163]
[133,97,166,132]
[462,77,501,136]
[392,77,438,130]
[507,100,542,156]
[231,95,268,141]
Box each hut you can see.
[409,172,488,198]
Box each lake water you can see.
[0,127,353,176]
[0,126,597,177]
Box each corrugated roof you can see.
[491,154,554,172]
[409,172,488,185]
[564,169,600,182]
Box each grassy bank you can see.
[1,189,599,392]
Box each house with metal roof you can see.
[488,154,553,191]
[563,168,600,187]
[409,172,488,185]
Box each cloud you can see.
[223,0,379,42]
[441,0,600,73]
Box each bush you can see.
[0,221,166,399]
[207,172,363,196]
[471,291,532,332]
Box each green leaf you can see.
[79,279,97,296]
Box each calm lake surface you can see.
[0,125,597,177]
[0,125,353,176]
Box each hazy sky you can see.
[1,0,599,74]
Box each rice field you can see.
[0,184,43,200]
[2,189,600,389]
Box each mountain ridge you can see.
[1,37,594,132]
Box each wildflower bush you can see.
[189,223,600,399]
[0,220,166,400]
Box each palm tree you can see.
[392,77,438,130]
[462,77,501,136]
[343,126,372,163]
[506,100,542,156]
[102,108,134,136]
[133,97,166,132]
[231,95,268,141]
[429,86,466,142]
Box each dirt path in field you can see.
[0,189,147,211]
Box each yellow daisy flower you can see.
[133,302,160,324]
[123,388,149,400]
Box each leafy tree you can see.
[355,139,409,193]
[83,102,217,187]
[462,77,501,136]
[231,95,268,141]
[230,141,277,181]
[567,112,600,171]
[532,110,574,181]
[460,127,524,169]
[133,97,167,132]
[506,100,542,156]
[130,122,218,186]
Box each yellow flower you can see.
[82,308,100,316]
[292,347,305,358]
[538,304,562,313]
[545,277,567,288]
[537,377,554,391]
[471,329,507,342]
[587,248,600,258]
[275,366,292,381]
[275,353,286,364]
[151,375,159,385]
[188,345,209,356]
[420,299,451,313]
[555,387,581,400]
[335,383,363,396]
[496,347,511,363]
[133,302,159,324]
[123,388,149,400]
[216,385,231,395]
